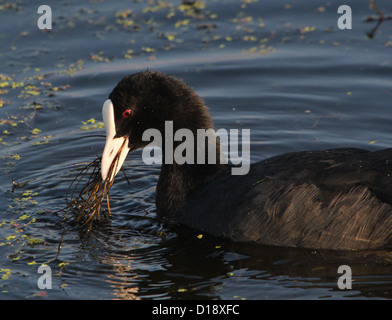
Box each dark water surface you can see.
[1,0,392,299]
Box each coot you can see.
[100,70,392,250]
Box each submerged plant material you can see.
[65,144,124,232]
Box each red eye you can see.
[123,109,132,118]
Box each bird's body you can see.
[163,147,392,250]
[101,70,392,250]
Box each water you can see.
[0,0,392,300]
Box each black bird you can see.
[100,70,392,250]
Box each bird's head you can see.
[101,71,213,181]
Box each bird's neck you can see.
[155,131,227,220]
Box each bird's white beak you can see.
[101,99,130,181]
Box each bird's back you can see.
[180,148,392,250]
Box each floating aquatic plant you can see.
[64,142,126,232]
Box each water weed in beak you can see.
[65,143,127,232]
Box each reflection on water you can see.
[0,0,392,299]
[77,226,392,300]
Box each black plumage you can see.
[106,70,392,250]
